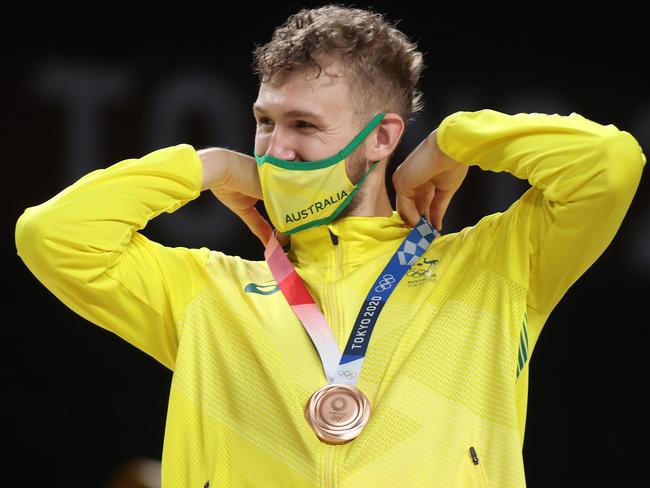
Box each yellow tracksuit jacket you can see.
[15,109,645,487]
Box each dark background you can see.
[4,2,648,486]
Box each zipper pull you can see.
[469,446,479,465]
[329,228,339,245]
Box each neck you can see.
[346,183,393,218]
[343,162,393,218]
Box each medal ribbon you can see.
[264,217,439,385]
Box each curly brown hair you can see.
[252,4,425,126]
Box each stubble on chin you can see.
[336,149,368,220]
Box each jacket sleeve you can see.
[14,144,210,370]
[437,109,645,316]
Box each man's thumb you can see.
[239,207,273,246]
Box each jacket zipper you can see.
[469,446,489,488]
[328,228,343,347]
[324,445,336,487]
[322,228,342,488]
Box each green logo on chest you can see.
[244,282,280,295]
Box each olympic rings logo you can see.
[337,370,357,379]
[374,274,396,293]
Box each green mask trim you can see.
[280,160,380,235]
[254,113,386,170]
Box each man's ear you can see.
[367,113,405,161]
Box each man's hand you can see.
[392,129,468,230]
[198,148,274,246]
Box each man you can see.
[15,5,645,487]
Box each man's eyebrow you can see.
[252,104,325,122]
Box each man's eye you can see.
[255,118,314,129]
[295,121,314,129]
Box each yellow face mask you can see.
[254,113,385,235]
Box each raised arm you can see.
[437,109,645,314]
[15,144,210,369]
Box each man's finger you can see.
[395,193,421,228]
[429,188,454,232]
[415,183,435,226]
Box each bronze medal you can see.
[304,383,371,444]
